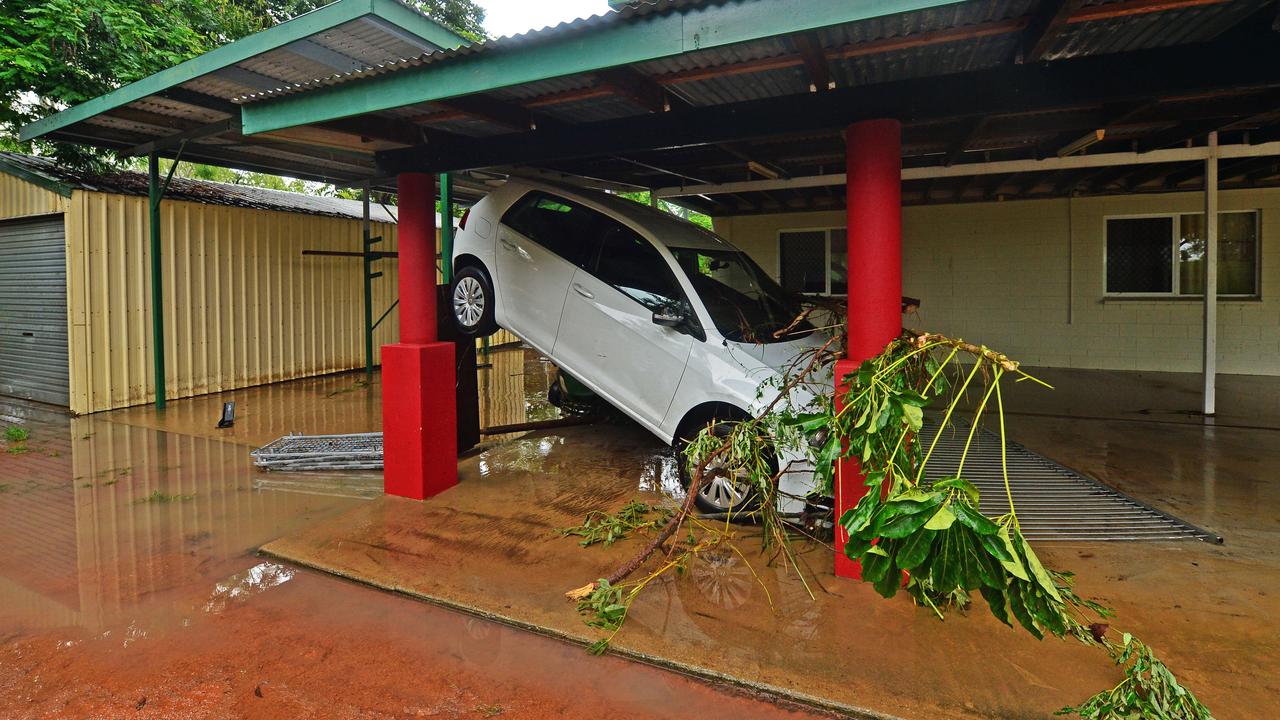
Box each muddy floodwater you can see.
[0,348,832,720]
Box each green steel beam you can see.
[19,0,467,143]
[439,172,453,283]
[362,185,375,379]
[241,0,963,135]
[148,153,168,409]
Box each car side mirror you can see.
[652,311,685,328]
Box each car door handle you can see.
[572,283,594,299]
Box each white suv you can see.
[449,179,828,514]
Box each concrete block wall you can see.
[712,187,1280,376]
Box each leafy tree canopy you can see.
[1,0,485,173]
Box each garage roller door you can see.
[0,215,69,406]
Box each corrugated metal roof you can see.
[0,153,398,222]
[235,0,715,104]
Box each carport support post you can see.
[382,172,458,499]
[1203,131,1218,416]
[833,119,903,579]
[148,153,166,410]
[440,173,453,284]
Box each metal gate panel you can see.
[0,215,69,406]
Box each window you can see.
[1105,211,1259,296]
[590,219,688,315]
[670,244,808,344]
[779,228,847,295]
[501,192,599,267]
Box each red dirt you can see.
[0,564,835,720]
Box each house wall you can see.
[713,188,1280,376]
[0,171,68,220]
[65,190,402,414]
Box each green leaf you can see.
[996,526,1030,581]
[897,389,929,407]
[932,476,981,505]
[879,509,936,539]
[924,504,957,530]
[896,529,936,570]
[1018,535,1064,603]
[861,547,894,584]
[873,557,901,599]
[928,529,962,592]
[952,502,1000,536]
[883,492,944,516]
[901,403,923,431]
[1007,581,1043,640]
[979,585,1011,627]
[977,531,1013,564]
[839,495,880,535]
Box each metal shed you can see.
[0,152,402,414]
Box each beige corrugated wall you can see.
[65,191,401,414]
[0,173,68,220]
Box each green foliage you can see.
[560,500,673,547]
[4,426,29,443]
[617,190,713,230]
[1059,634,1213,720]
[137,489,195,504]
[1,0,485,167]
[823,332,1213,719]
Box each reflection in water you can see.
[0,346,567,637]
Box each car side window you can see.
[500,192,598,268]
[589,219,689,315]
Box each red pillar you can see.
[834,119,902,579]
[382,172,458,499]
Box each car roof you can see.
[503,178,728,251]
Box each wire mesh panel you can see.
[920,424,1219,543]
[251,432,384,471]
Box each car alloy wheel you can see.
[453,275,486,329]
[696,456,753,512]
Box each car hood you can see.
[729,331,836,392]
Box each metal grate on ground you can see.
[251,432,383,471]
[920,424,1220,543]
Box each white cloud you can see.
[476,0,614,39]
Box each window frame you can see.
[1102,210,1261,299]
[776,226,848,297]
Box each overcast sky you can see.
[477,0,613,39]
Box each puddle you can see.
[0,349,835,719]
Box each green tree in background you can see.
[1,0,485,174]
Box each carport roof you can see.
[0,152,400,222]
[20,0,1280,213]
[18,0,468,186]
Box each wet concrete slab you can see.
[261,373,1280,720]
[1,351,836,719]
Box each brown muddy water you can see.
[0,348,832,720]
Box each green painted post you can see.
[439,172,453,284]
[148,153,167,409]
[362,184,374,379]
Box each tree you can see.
[1,0,486,170]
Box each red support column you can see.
[383,172,458,499]
[834,119,903,579]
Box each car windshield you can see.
[669,240,810,344]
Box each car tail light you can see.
[459,208,470,230]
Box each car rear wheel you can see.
[451,265,498,337]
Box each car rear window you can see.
[501,192,598,267]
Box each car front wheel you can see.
[451,265,498,337]
[678,420,768,517]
